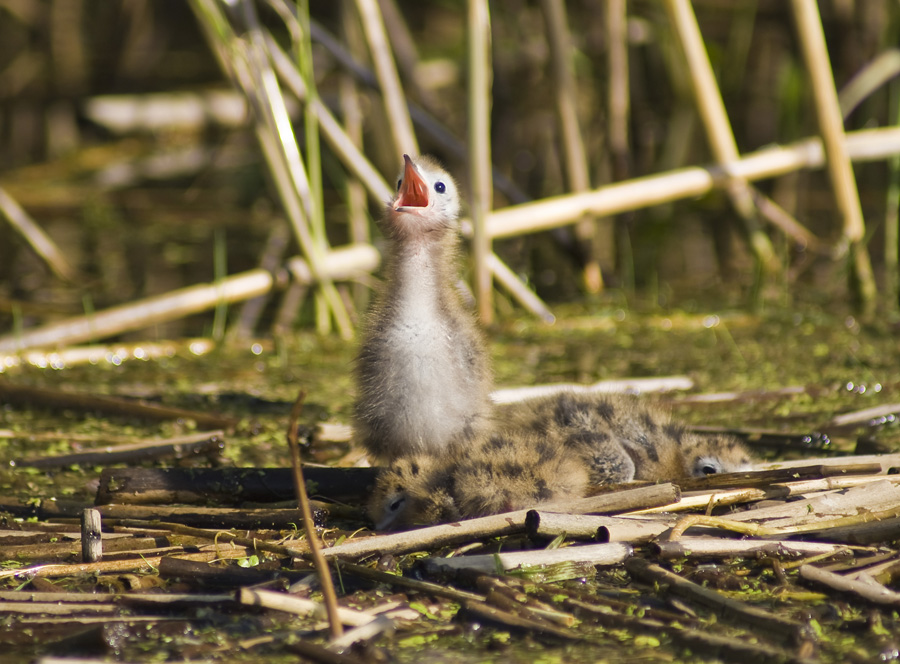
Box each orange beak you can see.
[394,154,429,210]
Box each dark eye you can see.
[434,181,446,194]
[397,179,403,191]
[389,497,405,512]
[701,464,718,475]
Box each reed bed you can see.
[1,2,899,340]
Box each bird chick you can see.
[679,431,754,477]
[494,391,754,483]
[368,429,589,530]
[354,155,493,464]
[367,454,461,530]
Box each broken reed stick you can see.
[0,244,378,352]
[625,558,805,640]
[525,511,674,543]
[80,509,102,563]
[0,601,120,616]
[16,431,227,469]
[321,483,678,560]
[0,383,235,430]
[286,390,343,640]
[424,542,632,575]
[653,538,855,561]
[490,375,693,404]
[799,564,900,608]
[95,466,378,505]
[485,125,900,240]
[240,587,380,628]
[0,548,255,580]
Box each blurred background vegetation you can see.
[1,0,899,344]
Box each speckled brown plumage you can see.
[369,391,754,529]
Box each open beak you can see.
[393,154,429,211]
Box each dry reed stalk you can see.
[338,7,371,310]
[637,473,900,516]
[0,601,118,616]
[265,33,392,203]
[838,49,900,118]
[525,511,674,543]
[0,547,255,580]
[0,186,76,282]
[807,516,900,545]
[287,391,342,639]
[541,0,603,293]
[0,338,213,373]
[319,484,677,560]
[790,0,876,311]
[0,244,378,353]
[15,430,226,469]
[0,591,233,605]
[633,486,770,514]
[490,375,693,404]
[468,0,494,323]
[799,564,900,607]
[425,542,632,575]
[268,34,551,322]
[240,587,377,628]
[190,0,354,339]
[606,0,630,179]
[352,0,417,154]
[663,0,778,274]
[485,125,900,239]
[826,403,900,428]
[888,81,900,312]
[654,539,855,561]
[755,453,900,474]
[0,382,235,429]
